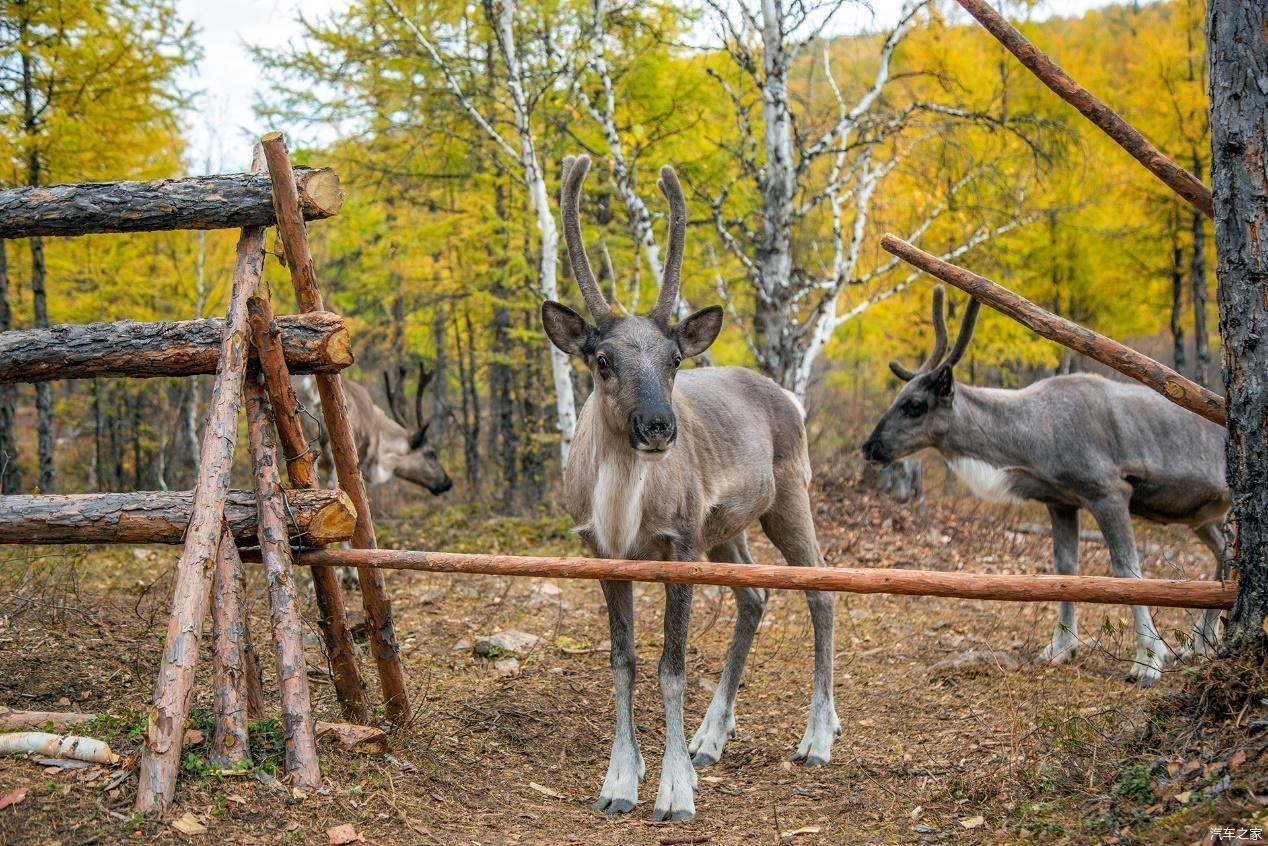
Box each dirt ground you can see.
[2,460,1267,845]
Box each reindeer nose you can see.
[630,409,677,451]
[861,437,891,465]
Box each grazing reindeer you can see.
[542,155,839,822]
[299,365,453,496]
[862,286,1228,684]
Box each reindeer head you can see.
[382,363,453,494]
[541,155,722,460]
[861,285,980,465]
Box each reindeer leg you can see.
[761,486,840,767]
[1037,505,1081,665]
[594,579,642,814]
[690,535,766,768]
[1181,521,1226,660]
[1086,493,1170,686]
[652,581,697,822]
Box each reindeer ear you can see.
[675,305,723,359]
[541,301,595,356]
[929,363,955,398]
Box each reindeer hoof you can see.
[652,807,695,822]
[594,798,636,815]
[691,751,718,769]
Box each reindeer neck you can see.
[940,384,1043,469]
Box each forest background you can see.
[0,0,1215,513]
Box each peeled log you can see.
[0,489,357,546]
[0,312,352,384]
[0,168,343,239]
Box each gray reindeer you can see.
[862,286,1228,684]
[541,155,839,821]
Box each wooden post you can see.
[0,311,352,384]
[953,0,1213,220]
[879,234,1227,426]
[260,132,410,725]
[286,548,1237,610]
[246,376,321,788]
[247,288,369,724]
[210,532,250,768]
[134,159,267,815]
[0,168,343,238]
[0,488,357,545]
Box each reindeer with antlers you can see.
[862,286,1228,684]
[541,155,839,822]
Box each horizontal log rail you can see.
[0,488,357,546]
[880,234,1227,426]
[0,311,351,384]
[953,0,1213,219]
[287,548,1236,610]
[0,168,342,239]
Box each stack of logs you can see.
[0,133,409,813]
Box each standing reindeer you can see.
[542,155,839,822]
[862,286,1228,684]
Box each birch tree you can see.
[704,0,1038,401]
[383,0,578,462]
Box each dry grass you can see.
[0,461,1264,845]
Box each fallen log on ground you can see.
[0,732,118,764]
[286,548,1237,610]
[0,709,95,731]
[879,234,1227,426]
[0,312,351,383]
[0,488,357,546]
[0,168,342,239]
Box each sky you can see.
[177,0,1124,169]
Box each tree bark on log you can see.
[262,132,409,725]
[246,377,321,789]
[0,709,95,731]
[210,532,251,768]
[289,548,1236,610]
[0,312,352,384]
[134,167,267,815]
[0,488,357,545]
[0,168,342,239]
[880,234,1227,426]
[248,289,368,724]
[1209,0,1268,649]
[953,0,1214,220]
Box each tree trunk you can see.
[1170,217,1188,373]
[1209,0,1268,649]
[430,300,448,440]
[1191,199,1211,388]
[456,309,481,494]
[0,168,342,239]
[0,240,18,493]
[0,311,351,384]
[490,300,516,513]
[31,234,54,493]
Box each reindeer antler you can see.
[560,155,613,326]
[383,368,410,428]
[650,164,687,324]
[888,285,981,381]
[413,362,432,429]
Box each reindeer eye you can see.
[901,399,928,418]
[595,354,611,372]
[672,354,683,369]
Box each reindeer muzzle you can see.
[629,409,677,455]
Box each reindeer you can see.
[299,364,453,497]
[541,155,839,822]
[861,286,1228,685]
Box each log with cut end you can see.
[0,488,357,545]
[0,312,352,384]
[0,709,95,731]
[0,168,343,239]
[0,732,118,764]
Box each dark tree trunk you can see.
[490,300,516,513]
[1191,199,1211,388]
[1170,214,1188,374]
[0,168,343,239]
[430,296,448,440]
[462,309,483,496]
[31,234,53,493]
[0,240,18,493]
[1209,0,1268,649]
